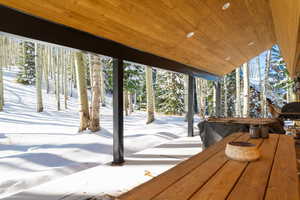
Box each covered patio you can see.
[0,0,300,199]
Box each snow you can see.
[3,136,202,200]
[0,68,201,199]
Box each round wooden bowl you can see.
[225,141,260,162]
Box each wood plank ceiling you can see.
[0,0,298,76]
[269,0,300,77]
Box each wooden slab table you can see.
[118,133,299,200]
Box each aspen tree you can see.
[242,62,249,117]
[75,52,90,131]
[235,68,241,117]
[35,43,44,112]
[146,66,155,123]
[0,37,4,111]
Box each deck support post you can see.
[112,58,124,164]
[215,81,221,117]
[187,75,195,137]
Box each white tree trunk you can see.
[235,68,241,117]
[75,52,90,132]
[124,90,129,116]
[213,85,217,116]
[146,66,155,124]
[56,48,61,111]
[242,62,249,117]
[0,37,4,111]
[263,50,271,117]
[63,49,68,109]
[89,54,101,132]
[44,46,50,93]
[183,74,189,121]
[223,75,228,117]
[257,56,264,118]
[100,58,106,106]
[35,43,43,112]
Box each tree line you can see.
[0,35,297,133]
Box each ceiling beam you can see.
[0,5,219,80]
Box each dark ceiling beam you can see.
[0,4,219,80]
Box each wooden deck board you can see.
[136,134,249,200]
[119,133,299,200]
[119,133,243,200]
[265,135,299,200]
[189,138,264,200]
[227,134,279,200]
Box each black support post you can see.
[215,81,221,117]
[112,58,124,164]
[187,75,195,137]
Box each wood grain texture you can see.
[189,138,263,200]
[227,134,279,200]
[0,0,277,75]
[269,0,300,77]
[119,132,243,200]
[265,135,299,200]
[150,134,250,200]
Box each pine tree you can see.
[17,41,36,85]
[156,70,184,115]
[123,63,144,115]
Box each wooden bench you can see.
[118,133,299,200]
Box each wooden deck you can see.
[119,133,299,200]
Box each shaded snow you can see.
[0,68,200,198]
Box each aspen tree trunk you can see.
[75,52,90,132]
[88,54,93,100]
[223,75,228,117]
[124,90,129,116]
[184,74,189,121]
[235,68,241,117]
[70,52,74,97]
[64,49,68,109]
[146,66,155,124]
[100,58,106,106]
[128,92,133,114]
[56,48,61,111]
[263,50,271,117]
[213,85,217,116]
[3,37,8,70]
[35,43,44,112]
[0,37,4,111]
[53,48,57,94]
[196,78,205,118]
[257,56,264,118]
[44,46,50,93]
[242,62,249,117]
[89,54,101,132]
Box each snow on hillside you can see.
[0,68,200,198]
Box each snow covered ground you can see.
[0,68,200,198]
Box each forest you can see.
[0,34,296,133]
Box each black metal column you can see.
[215,81,221,117]
[187,75,195,137]
[112,58,124,164]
